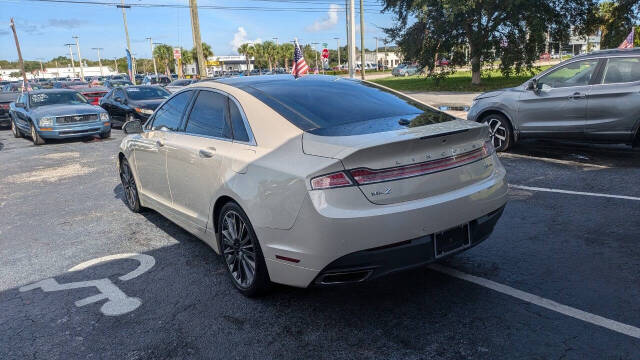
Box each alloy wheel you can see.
[221,210,256,288]
[487,117,508,150]
[11,120,18,137]
[119,161,139,211]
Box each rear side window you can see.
[228,98,250,142]
[151,90,192,131]
[184,91,232,139]
[602,57,640,84]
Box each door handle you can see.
[569,92,586,100]
[199,149,215,158]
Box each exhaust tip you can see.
[316,269,373,285]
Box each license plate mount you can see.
[434,224,471,258]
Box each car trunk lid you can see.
[303,119,495,205]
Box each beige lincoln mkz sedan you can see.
[117,75,508,296]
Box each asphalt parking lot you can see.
[1,128,639,359]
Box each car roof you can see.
[28,88,77,94]
[573,48,640,60]
[213,74,356,88]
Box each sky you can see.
[0,0,397,62]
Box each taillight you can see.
[310,171,353,190]
[350,145,491,185]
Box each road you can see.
[1,128,639,359]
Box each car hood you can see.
[30,104,105,118]
[475,86,523,101]
[128,98,164,110]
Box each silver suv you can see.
[467,48,640,151]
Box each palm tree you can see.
[252,43,265,73]
[180,48,193,77]
[279,43,294,72]
[262,41,277,72]
[153,44,173,77]
[237,43,255,75]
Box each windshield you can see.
[126,87,170,100]
[29,92,88,107]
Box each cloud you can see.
[229,27,261,53]
[45,18,89,29]
[306,4,340,32]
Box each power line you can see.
[16,0,384,13]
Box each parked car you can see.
[468,48,640,151]
[75,86,109,106]
[53,81,89,89]
[166,79,198,93]
[0,91,18,127]
[9,89,111,145]
[142,75,171,86]
[436,58,451,66]
[100,85,170,127]
[103,79,133,88]
[392,63,420,77]
[2,82,41,92]
[116,75,507,296]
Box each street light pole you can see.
[347,0,356,78]
[92,48,104,76]
[359,0,365,80]
[334,37,340,69]
[312,42,319,72]
[146,37,158,78]
[72,36,85,81]
[65,43,76,78]
[117,0,134,84]
[374,36,379,70]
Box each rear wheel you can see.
[218,202,270,297]
[119,158,142,212]
[30,123,45,145]
[482,113,513,152]
[100,129,111,139]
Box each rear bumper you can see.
[314,205,504,285]
[257,159,508,288]
[39,122,111,139]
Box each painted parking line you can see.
[509,184,640,202]
[499,153,609,169]
[429,264,640,339]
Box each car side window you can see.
[602,57,640,84]
[537,59,599,89]
[184,90,232,139]
[228,98,250,142]
[150,91,193,131]
[114,89,125,101]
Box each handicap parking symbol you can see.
[20,253,155,316]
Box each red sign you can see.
[322,48,329,59]
[173,48,182,60]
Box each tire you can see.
[100,129,111,139]
[482,113,513,152]
[403,72,408,77]
[218,202,270,297]
[119,158,142,213]
[11,118,22,138]
[30,123,45,145]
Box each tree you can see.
[382,0,597,85]
[237,43,255,74]
[279,43,294,71]
[582,1,639,49]
[153,44,174,77]
[262,41,277,71]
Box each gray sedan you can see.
[467,48,640,151]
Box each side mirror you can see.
[114,96,122,103]
[122,119,143,134]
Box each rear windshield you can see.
[236,77,454,135]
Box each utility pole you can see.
[146,37,158,78]
[114,58,118,73]
[55,60,59,77]
[347,0,356,78]
[334,37,341,69]
[9,18,29,87]
[37,58,44,79]
[359,0,365,80]
[189,0,207,78]
[65,43,76,78]
[92,47,104,76]
[72,36,85,81]
[117,0,135,84]
[312,42,320,72]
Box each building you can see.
[0,65,117,81]
[182,55,254,76]
[355,50,403,68]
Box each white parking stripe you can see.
[429,264,640,339]
[499,153,609,169]
[509,184,640,201]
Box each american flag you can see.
[291,39,309,78]
[619,28,634,49]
